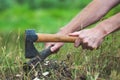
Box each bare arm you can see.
[94,12,120,37]
[69,13,120,49]
[45,0,120,52]
[59,0,119,35]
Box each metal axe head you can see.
[25,29,52,59]
[24,29,52,71]
[25,29,38,58]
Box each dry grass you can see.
[0,30,120,80]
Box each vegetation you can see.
[0,0,120,80]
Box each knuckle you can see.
[79,34,84,38]
[83,39,88,43]
[92,45,98,49]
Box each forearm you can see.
[94,13,120,37]
[58,0,119,35]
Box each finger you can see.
[80,38,89,49]
[51,43,64,53]
[91,42,98,49]
[92,39,103,49]
[81,42,88,49]
[69,31,80,37]
[85,40,94,50]
[45,42,54,48]
[74,38,82,48]
[81,38,96,50]
[82,41,96,50]
[86,46,94,50]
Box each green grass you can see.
[0,4,120,80]
[0,31,120,80]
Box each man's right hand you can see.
[45,42,64,53]
[45,27,67,53]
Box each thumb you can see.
[69,31,80,37]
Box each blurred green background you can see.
[0,0,119,33]
[0,0,120,79]
[0,0,92,33]
[0,0,120,33]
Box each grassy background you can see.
[0,0,120,80]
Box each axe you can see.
[24,29,77,70]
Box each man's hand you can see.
[45,42,64,53]
[69,12,120,50]
[45,0,120,52]
[69,28,105,50]
[45,30,65,53]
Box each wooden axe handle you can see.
[36,33,77,43]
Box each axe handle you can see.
[36,33,77,43]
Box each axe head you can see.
[25,29,52,59]
[25,30,38,58]
[24,29,52,71]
